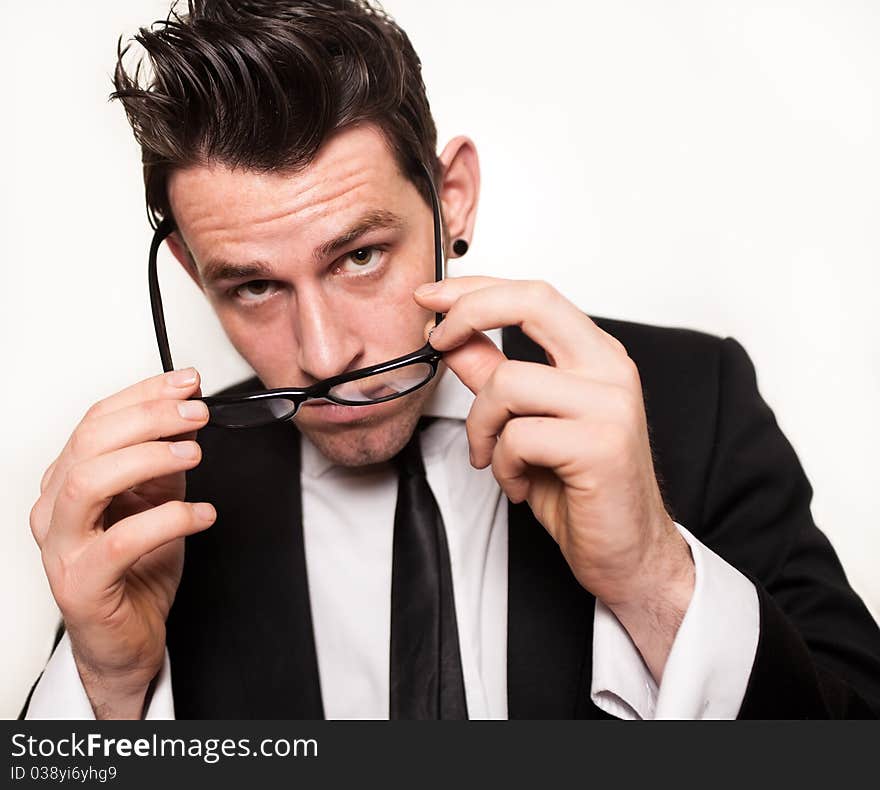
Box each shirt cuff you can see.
[590,522,760,720]
[25,631,175,720]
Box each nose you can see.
[294,284,363,383]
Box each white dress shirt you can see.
[26,329,760,720]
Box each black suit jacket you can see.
[20,318,880,719]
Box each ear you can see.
[437,136,480,260]
[165,230,204,291]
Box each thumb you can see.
[424,320,506,394]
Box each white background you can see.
[2,0,878,719]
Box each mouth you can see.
[297,399,395,425]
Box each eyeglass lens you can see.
[207,360,436,428]
[327,362,435,405]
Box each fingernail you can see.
[169,368,198,388]
[177,400,208,421]
[428,323,444,343]
[415,282,442,297]
[192,502,216,522]
[170,440,199,459]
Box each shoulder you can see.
[591,314,724,362]
[588,316,764,423]
[503,314,731,400]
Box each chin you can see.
[293,392,428,468]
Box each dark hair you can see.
[111,0,439,227]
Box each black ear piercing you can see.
[453,238,469,257]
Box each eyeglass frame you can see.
[147,160,446,429]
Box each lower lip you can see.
[299,400,391,425]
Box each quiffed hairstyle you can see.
[111,0,439,227]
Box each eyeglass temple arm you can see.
[148,218,177,373]
[421,161,446,327]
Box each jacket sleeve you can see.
[698,337,880,718]
[17,621,65,719]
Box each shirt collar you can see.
[300,328,503,478]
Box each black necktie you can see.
[389,420,469,719]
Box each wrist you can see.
[607,523,696,682]
[612,515,694,609]
[75,662,155,720]
[69,646,159,721]
[614,536,694,617]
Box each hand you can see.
[414,277,695,681]
[28,369,216,718]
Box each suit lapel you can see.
[169,410,324,719]
[502,327,608,719]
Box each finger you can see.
[32,456,67,548]
[44,384,204,506]
[490,416,578,503]
[50,370,200,489]
[84,499,216,590]
[48,440,204,550]
[29,497,50,549]
[417,278,617,372]
[68,397,209,465]
[41,457,59,494]
[466,362,622,467]
[425,317,508,395]
[83,368,202,421]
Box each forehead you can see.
[167,124,415,245]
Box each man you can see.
[20,0,880,719]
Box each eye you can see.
[233,280,277,304]
[338,246,383,274]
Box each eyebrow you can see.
[199,209,406,286]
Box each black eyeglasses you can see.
[148,161,446,428]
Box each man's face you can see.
[167,124,440,467]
